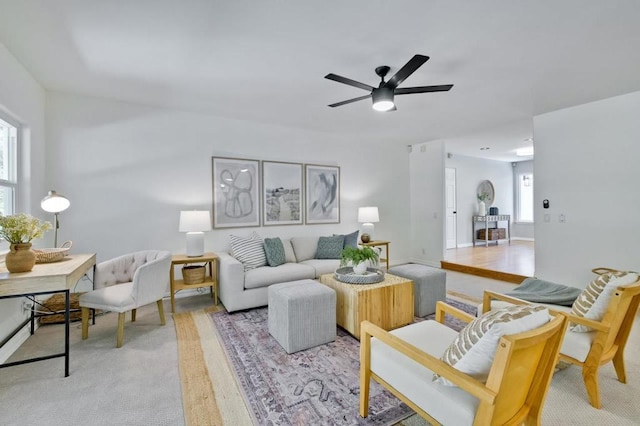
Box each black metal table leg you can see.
[64,289,70,377]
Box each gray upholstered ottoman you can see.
[268,279,336,354]
[388,264,446,317]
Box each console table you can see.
[472,215,511,247]
[0,253,96,377]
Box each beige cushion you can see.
[437,304,550,385]
[570,271,638,332]
[280,238,297,263]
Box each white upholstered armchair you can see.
[79,250,172,348]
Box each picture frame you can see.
[262,161,303,226]
[305,164,340,224]
[212,157,260,228]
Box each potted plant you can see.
[340,246,379,275]
[0,213,51,272]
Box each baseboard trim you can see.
[0,322,35,364]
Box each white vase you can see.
[353,262,368,275]
[478,200,486,216]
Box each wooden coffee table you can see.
[319,273,414,339]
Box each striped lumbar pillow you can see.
[435,304,549,386]
[229,232,267,271]
[570,271,638,332]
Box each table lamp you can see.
[358,206,379,243]
[40,190,71,248]
[179,210,212,257]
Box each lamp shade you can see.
[40,190,70,213]
[358,207,380,223]
[179,211,212,232]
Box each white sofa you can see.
[218,236,342,312]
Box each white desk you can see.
[0,254,96,377]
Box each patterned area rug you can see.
[209,298,475,425]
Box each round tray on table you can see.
[333,266,385,284]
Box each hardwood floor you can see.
[442,240,534,283]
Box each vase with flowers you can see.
[477,192,489,216]
[0,213,51,272]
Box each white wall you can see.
[512,160,534,239]
[534,90,640,286]
[409,141,445,266]
[0,43,47,361]
[45,92,412,265]
[445,154,514,246]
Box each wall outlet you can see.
[559,213,566,223]
[22,301,32,312]
[421,248,426,255]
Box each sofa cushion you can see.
[290,236,319,262]
[570,271,638,332]
[437,304,549,385]
[316,235,345,259]
[229,232,267,271]
[264,237,286,267]
[244,263,315,289]
[299,259,341,278]
[281,239,297,263]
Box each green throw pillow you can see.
[316,235,345,259]
[264,237,286,267]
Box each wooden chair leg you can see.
[612,351,627,383]
[131,308,137,322]
[157,299,166,326]
[116,312,126,348]
[359,333,371,418]
[582,366,602,409]
[81,307,90,340]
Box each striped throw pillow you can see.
[435,304,549,386]
[229,232,267,271]
[570,271,638,332]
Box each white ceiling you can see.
[1,1,640,162]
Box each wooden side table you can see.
[170,253,218,313]
[318,272,413,339]
[361,240,390,270]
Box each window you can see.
[517,173,533,222]
[0,115,18,216]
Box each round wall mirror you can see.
[477,180,495,207]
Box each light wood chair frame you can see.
[81,301,166,348]
[360,301,567,425]
[482,268,640,409]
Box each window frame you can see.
[516,172,534,223]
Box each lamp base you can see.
[362,223,375,241]
[185,232,205,257]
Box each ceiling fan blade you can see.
[325,73,374,92]
[328,94,371,108]
[395,84,454,95]
[385,54,429,89]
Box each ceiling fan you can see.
[325,54,453,112]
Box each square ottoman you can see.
[388,264,446,317]
[268,279,336,354]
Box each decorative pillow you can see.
[280,238,297,263]
[570,271,638,332]
[263,237,286,267]
[435,304,549,386]
[339,230,359,249]
[315,235,345,259]
[229,232,267,271]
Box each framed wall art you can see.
[212,157,260,228]
[305,164,340,224]
[262,161,303,226]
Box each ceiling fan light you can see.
[372,87,394,111]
